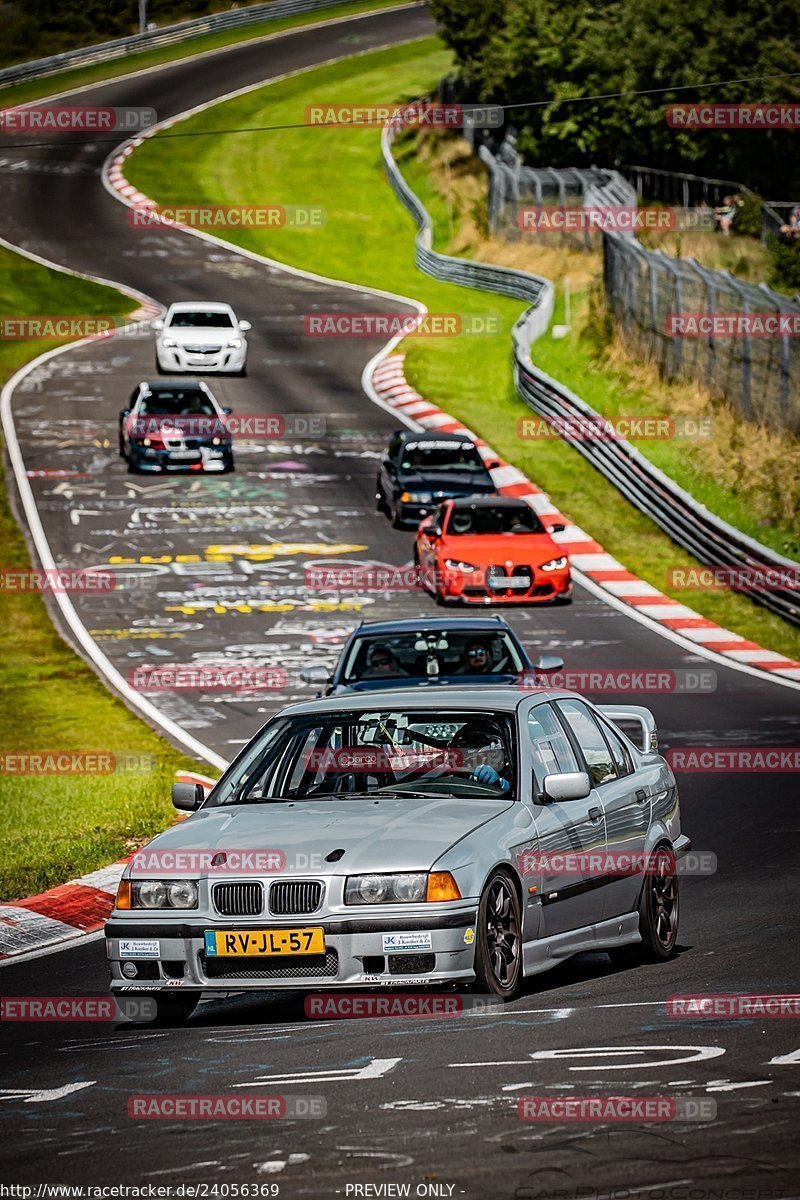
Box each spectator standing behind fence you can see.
[713,193,744,236]
[779,203,800,242]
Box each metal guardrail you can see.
[382,119,555,337]
[382,115,799,626]
[0,0,354,89]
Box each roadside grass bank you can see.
[124,38,800,662]
[407,131,799,562]
[0,247,210,901]
[0,0,414,108]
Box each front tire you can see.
[473,870,523,999]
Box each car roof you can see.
[351,616,514,635]
[167,301,233,312]
[279,686,571,718]
[398,430,477,445]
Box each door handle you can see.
[588,806,602,822]
[636,789,648,803]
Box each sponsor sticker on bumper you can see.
[119,939,161,958]
[382,932,434,953]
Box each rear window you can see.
[401,442,485,472]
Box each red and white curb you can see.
[371,354,800,683]
[0,772,216,960]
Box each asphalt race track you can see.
[1,5,800,1194]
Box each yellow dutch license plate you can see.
[204,928,325,957]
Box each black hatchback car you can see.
[376,430,499,528]
[118,380,234,474]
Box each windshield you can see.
[168,310,234,329]
[401,442,486,472]
[446,505,544,536]
[138,389,216,416]
[209,710,517,803]
[341,630,524,683]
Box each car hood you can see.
[399,470,495,495]
[441,532,560,564]
[137,796,514,874]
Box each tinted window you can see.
[138,389,216,416]
[598,718,633,778]
[556,699,616,786]
[528,703,580,788]
[168,310,234,328]
[446,505,544,536]
[209,710,517,802]
[342,630,523,683]
[401,441,486,472]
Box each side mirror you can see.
[428,524,442,539]
[540,771,591,803]
[534,654,564,674]
[119,408,130,418]
[300,664,331,686]
[222,406,233,415]
[238,320,252,332]
[547,522,567,534]
[151,319,164,331]
[171,782,204,811]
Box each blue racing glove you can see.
[471,764,511,792]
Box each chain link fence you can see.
[478,134,800,433]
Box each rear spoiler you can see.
[598,705,658,753]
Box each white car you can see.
[153,302,251,376]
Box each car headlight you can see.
[445,558,477,572]
[132,880,198,909]
[540,556,568,572]
[344,871,461,904]
[227,338,242,348]
[400,492,433,503]
[161,337,178,348]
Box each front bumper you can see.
[157,345,246,373]
[444,569,572,605]
[106,907,478,992]
[128,442,232,473]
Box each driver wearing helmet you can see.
[453,719,512,793]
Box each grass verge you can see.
[0,0,414,108]
[0,247,211,901]
[124,38,800,662]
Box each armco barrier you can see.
[381,115,800,627]
[0,0,367,88]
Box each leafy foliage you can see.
[429,0,800,197]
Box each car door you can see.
[519,699,608,938]
[555,699,648,923]
[121,385,142,453]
